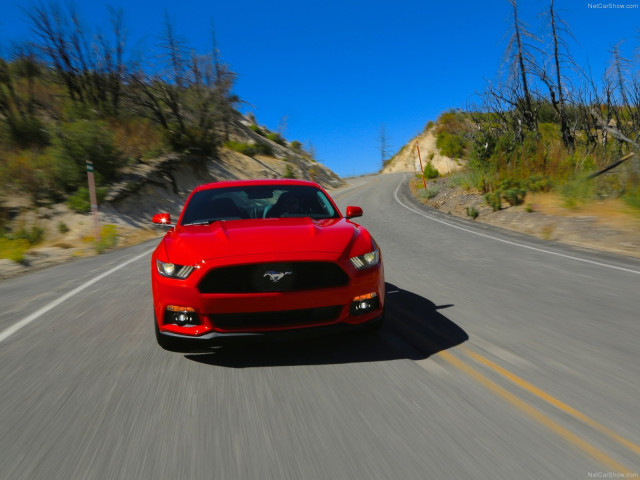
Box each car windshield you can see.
[180,185,340,225]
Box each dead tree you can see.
[508,0,537,133]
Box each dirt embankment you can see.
[385,123,639,259]
[411,177,640,259]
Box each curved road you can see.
[1,172,639,479]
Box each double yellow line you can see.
[437,348,639,474]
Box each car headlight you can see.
[350,249,380,270]
[156,259,195,279]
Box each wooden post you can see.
[86,160,101,243]
[416,143,427,190]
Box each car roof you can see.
[192,179,322,193]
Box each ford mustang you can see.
[151,179,385,351]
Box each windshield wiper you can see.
[183,219,217,226]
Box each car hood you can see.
[162,217,360,265]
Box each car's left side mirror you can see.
[152,213,172,225]
[345,206,363,219]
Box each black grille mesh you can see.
[210,305,343,330]
[198,262,349,293]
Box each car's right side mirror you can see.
[345,206,363,219]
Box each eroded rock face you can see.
[382,128,465,175]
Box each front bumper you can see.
[152,253,385,350]
[155,313,384,352]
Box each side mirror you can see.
[345,206,363,219]
[152,213,172,225]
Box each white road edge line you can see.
[0,248,155,344]
[393,177,640,276]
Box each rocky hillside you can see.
[382,126,464,175]
[101,112,343,227]
[0,113,344,278]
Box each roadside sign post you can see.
[86,160,101,243]
[416,143,427,190]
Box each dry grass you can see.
[528,192,640,232]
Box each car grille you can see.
[198,262,349,293]
[210,305,343,330]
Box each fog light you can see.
[164,305,200,327]
[350,292,379,315]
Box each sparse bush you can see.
[0,224,45,264]
[95,224,118,253]
[499,179,527,206]
[0,237,30,263]
[250,124,265,136]
[67,186,108,213]
[526,174,553,193]
[284,164,297,179]
[225,141,257,156]
[266,132,286,146]
[50,120,122,193]
[623,185,640,211]
[485,191,502,211]
[419,186,440,200]
[561,176,595,209]
[15,225,45,244]
[224,141,273,157]
[423,162,440,179]
[436,131,466,158]
[0,115,50,149]
[255,142,273,156]
[466,206,479,219]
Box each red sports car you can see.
[151,179,384,351]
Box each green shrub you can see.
[67,186,108,213]
[466,206,479,219]
[0,115,50,149]
[15,225,45,244]
[561,176,595,209]
[526,174,553,193]
[95,224,118,253]
[423,162,440,180]
[419,186,440,200]
[436,131,466,158]
[623,185,640,211]
[266,132,286,146]
[224,141,273,157]
[50,120,122,193]
[0,237,30,264]
[498,179,527,206]
[284,164,297,179]
[250,124,265,136]
[224,141,257,156]
[254,142,274,156]
[485,191,502,211]
[0,224,45,264]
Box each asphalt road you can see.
[1,172,639,479]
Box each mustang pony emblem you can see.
[263,271,293,283]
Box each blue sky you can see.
[1,0,640,177]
